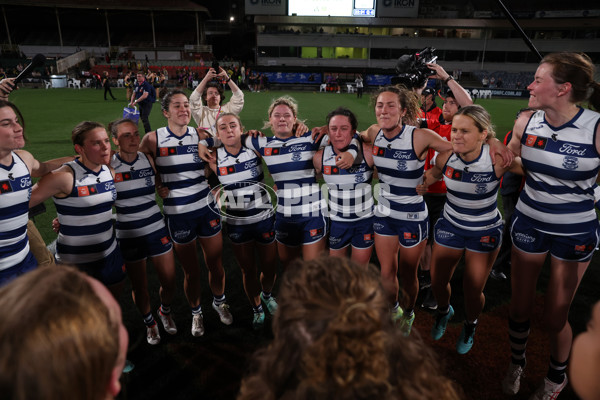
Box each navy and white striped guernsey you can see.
[0,152,32,271]
[321,144,373,222]
[517,107,600,235]
[111,152,166,239]
[54,160,117,264]
[441,144,502,231]
[154,126,213,217]
[244,132,326,218]
[372,125,427,221]
[216,146,274,225]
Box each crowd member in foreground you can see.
[237,256,463,400]
[109,118,177,345]
[502,52,600,400]
[207,112,278,330]
[190,65,244,136]
[313,107,375,267]
[569,301,600,400]
[138,89,231,337]
[30,121,126,298]
[418,105,523,354]
[0,266,128,400]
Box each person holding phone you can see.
[189,62,244,137]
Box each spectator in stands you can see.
[129,72,155,134]
[190,66,244,137]
[0,265,128,400]
[496,77,503,88]
[238,256,463,400]
[482,76,489,88]
[102,71,116,101]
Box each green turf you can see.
[9,87,528,243]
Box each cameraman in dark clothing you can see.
[129,72,155,133]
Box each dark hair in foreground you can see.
[71,121,104,146]
[326,106,358,131]
[238,256,463,400]
[160,89,188,113]
[0,266,119,400]
[108,118,137,138]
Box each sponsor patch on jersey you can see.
[159,147,178,157]
[114,172,132,183]
[445,166,463,180]
[77,185,98,197]
[219,166,236,175]
[209,218,220,228]
[160,236,170,245]
[323,165,340,175]
[372,146,385,157]
[525,135,547,150]
[363,233,373,241]
[403,232,417,240]
[264,147,280,156]
[0,180,13,194]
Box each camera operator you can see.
[189,64,244,137]
[420,87,441,125]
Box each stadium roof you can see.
[2,0,210,15]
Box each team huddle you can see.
[1,52,599,400]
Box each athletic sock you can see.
[508,318,530,367]
[392,301,400,314]
[547,356,568,384]
[438,305,450,314]
[143,312,155,327]
[191,305,203,316]
[253,305,264,314]
[160,304,171,315]
[405,308,414,317]
[213,294,226,306]
[261,291,272,299]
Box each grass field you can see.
[10,86,528,244]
